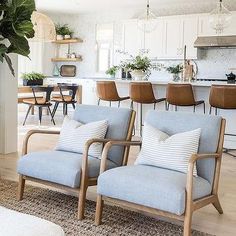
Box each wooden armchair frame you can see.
[95,119,226,236]
[17,110,136,220]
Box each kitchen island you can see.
[44,77,236,148]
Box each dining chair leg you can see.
[215,108,218,116]
[97,99,101,106]
[95,195,104,226]
[52,102,59,118]
[48,106,56,125]
[130,101,134,109]
[38,107,42,125]
[165,101,168,111]
[175,105,178,112]
[109,101,111,107]
[63,103,66,115]
[72,103,76,109]
[23,105,32,126]
[167,103,170,111]
[203,102,206,114]
[193,105,196,113]
[154,103,156,110]
[118,101,121,108]
[65,104,68,115]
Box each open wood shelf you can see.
[52,38,83,44]
[51,58,82,62]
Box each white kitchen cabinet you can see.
[79,79,98,105]
[123,20,145,56]
[162,17,183,59]
[182,16,198,59]
[144,19,164,59]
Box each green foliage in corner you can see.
[0,0,36,76]
[21,72,45,80]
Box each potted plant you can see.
[55,24,74,40]
[106,66,119,78]
[122,55,161,81]
[166,64,183,81]
[21,72,46,86]
[0,0,36,76]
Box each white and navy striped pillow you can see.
[55,116,108,159]
[135,123,201,176]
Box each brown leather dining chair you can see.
[51,84,78,117]
[166,83,205,113]
[96,81,130,107]
[209,85,236,158]
[23,86,55,126]
[129,82,166,135]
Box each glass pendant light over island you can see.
[137,0,158,33]
[209,0,232,34]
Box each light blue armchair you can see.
[17,105,135,220]
[95,111,225,236]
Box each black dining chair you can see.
[51,84,78,117]
[23,86,55,126]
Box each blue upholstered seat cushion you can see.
[18,151,117,188]
[97,165,212,215]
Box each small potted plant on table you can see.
[21,72,46,86]
[106,66,119,78]
[166,64,183,81]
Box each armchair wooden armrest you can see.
[186,152,222,208]
[99,140,142,174]
[22,129,61,155]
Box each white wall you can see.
[48,10,236,80]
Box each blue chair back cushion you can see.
[73,105,132,166]
[145,111,222,185]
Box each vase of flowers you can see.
[166,64,183,81]
[105,66,119,78]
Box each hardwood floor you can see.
[0,109,236,235]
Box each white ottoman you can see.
[0,207,65,236]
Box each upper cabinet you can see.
[121,11,236,61]
[123,20,145,56]
[144,19,164,59]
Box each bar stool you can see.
[129,82,166,135]
[96,81,130,107]
[166,83,205,113]
[209,85,236,157]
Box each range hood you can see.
[194,35,236,48]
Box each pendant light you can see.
[31,12,56,42]
[209,0,232,34]
[137,0,157,33]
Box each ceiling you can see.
[36,0,236,15]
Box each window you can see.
[96,23,114,73]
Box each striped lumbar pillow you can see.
[135,123,201,176]
[55,116,108,159]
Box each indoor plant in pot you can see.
[166,64,183,81]
[0,0,36,76]
[123,55,157,81]
[21,72,45,86]
[55,24,74,40]
[106,66,119,78]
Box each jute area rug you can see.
[0,180,213,236]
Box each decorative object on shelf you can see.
[137,0,158,33]
[0,0,35,76]
[21,72,46,86]
[166,64,183,82]
[52,64,60,77]
[106,66,119,78]
[209,0,232,35]
[55,24,74,40]
[52,38,83,62]
[31,12,56,42]
[60,65,77,77]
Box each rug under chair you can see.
[0,180,213,236]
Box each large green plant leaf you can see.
[7,34,30,56]
[13,20,34,38]
[3,53,15,76]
